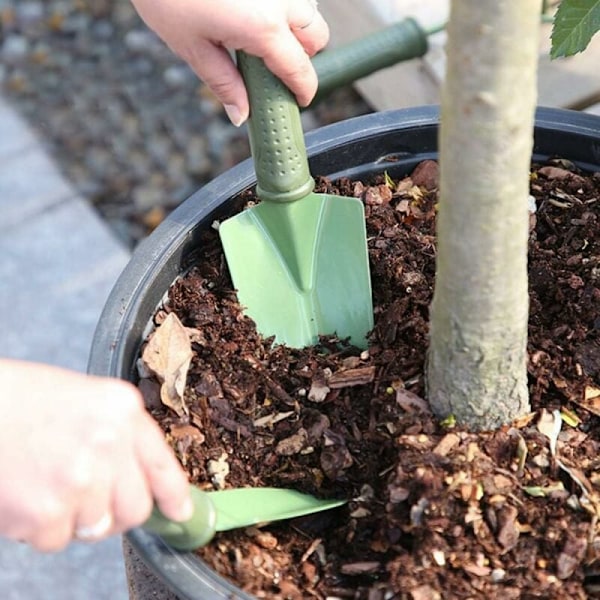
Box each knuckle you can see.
[205,76,239,99]
[248,11,280,36]
[302,33,328,57]
[89,426,121,452]
[64,458,95,492]
[271,55,313,84]
[106,379,144,413]
[37,498,66,526]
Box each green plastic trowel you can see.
[219,52,373,349]
[143,485,346,551]
[311,17,429,105]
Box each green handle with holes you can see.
[236,51,315,203]
[311,18,429,104]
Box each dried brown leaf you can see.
[585,386,600,401]
[512,412,536,428]
[570,386,600,417]
[141,312,192,416]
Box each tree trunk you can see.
[427,0,541,430]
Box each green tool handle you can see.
[236,51,315,204]
[312,18,428,104]
[142,486,217,551]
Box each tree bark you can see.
[427,0,541,430]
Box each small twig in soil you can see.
[328,366,376,388]
[300,537,324,563]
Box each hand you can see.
[0,360,192,551]
[130,0,329,125]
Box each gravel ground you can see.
[0,0,372,247]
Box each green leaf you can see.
[523,486,548,498]
[384,171,395,189]
[551,0,600,58]
[560,408,581,427]
[440,414,456,428]
[523,481,565,498]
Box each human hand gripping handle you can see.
[129,0,329,125]
[0,361,192,551]
[143,486,217,551]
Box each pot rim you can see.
[88,105,600,599]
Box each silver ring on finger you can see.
[74,513,113,541]
[293,0,319,30]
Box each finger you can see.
[135,416,192,523]
[260,32,319,107]
[72,462,114,543]
[288,0,317,29]
[111,454,154,532]
[183,40,249,126]
[30,521,73,552]
[27,499,72,552]
[289,5,330,56]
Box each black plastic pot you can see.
[89,106,600,599]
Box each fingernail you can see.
[224,104,244,127]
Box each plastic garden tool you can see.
[311,17,429,105]
[219,52,373,349]
[143,485,346,551]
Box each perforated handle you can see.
[237,51,315,203]
[312,18,428,103]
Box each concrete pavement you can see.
[0,95,131,598]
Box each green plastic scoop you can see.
[143,486,346,551]
[219,52,373,349]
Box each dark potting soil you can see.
[139,159,600,599]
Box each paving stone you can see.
[0,144,79,232]
[0,93,130,598]
[0,96,37,159]
[0,538,128,600]
[319,0,600,112]
[0,196,130,371]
